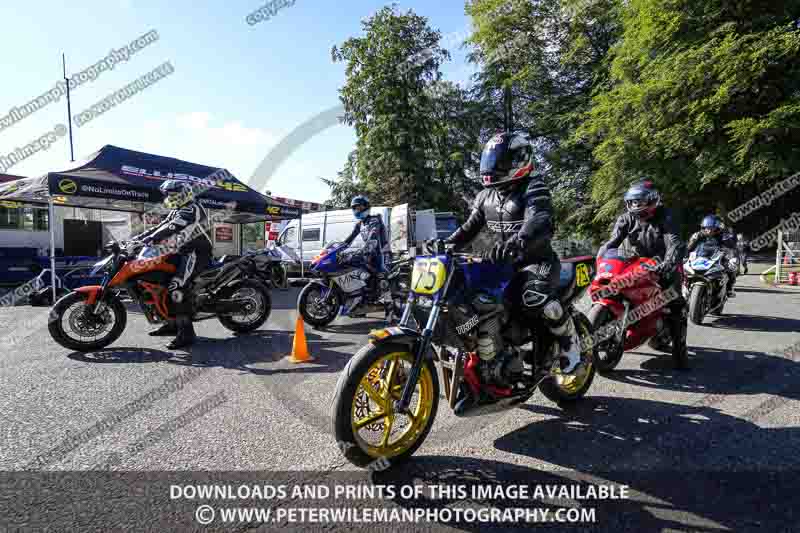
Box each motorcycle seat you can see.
[557,263,577,299]
[556,256,595,301]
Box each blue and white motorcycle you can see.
[296,242,410,327]
[682,242,736,325]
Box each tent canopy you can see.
[0,145,300,223]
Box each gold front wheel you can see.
[331,342,439,469]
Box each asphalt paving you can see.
[1,263,798,531]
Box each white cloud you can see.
[174,112,277,148]
[134,112,279,179]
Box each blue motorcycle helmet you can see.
[350,195,370,221]
[701,214,723,237]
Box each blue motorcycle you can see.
[297,242,410,327]
[331,241,597,469]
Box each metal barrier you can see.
[775,230,800,284]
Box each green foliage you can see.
[330,5,448,207]
[320,151,371,209]
[579,0,800,230]
[466,0,622,238]
[324,0,800,240]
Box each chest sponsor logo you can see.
[487,220,523,232]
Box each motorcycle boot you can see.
[549,308,582,375]
[149,321,177,336]
[667,305,689,370]
[519,261,581,374]
[168,315,196,350]
[166,275,196,350]
[647,331,672,352]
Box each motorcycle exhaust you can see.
[453,393,531,418]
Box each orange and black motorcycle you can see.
[48,241,272,352]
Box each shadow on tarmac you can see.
[368,395,799,532]
[600,345,800,401]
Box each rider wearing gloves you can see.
[688,215,738,297]
[597,180,689,368]
[436,131,583,375]
[131,180,213,349]
[341,195,390,304]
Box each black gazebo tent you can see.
[0,145,301,298]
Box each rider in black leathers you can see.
[342,195,390,304]
[131,180,213,349]
[597,180,689,369]
[687,214,738,297]
[440,131,583,374]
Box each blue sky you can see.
[0,0,477,203]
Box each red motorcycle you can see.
[586,248,688,372]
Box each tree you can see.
[330,5,449,208]
[578,0,800,234]
[423,80,486,215]
[466,0,623,239]
[320,150,371,209]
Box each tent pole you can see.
[299,214,304,278]
[48,197,57,302]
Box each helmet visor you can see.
[480,138,511,183]
[164,191,189,208]
[625,198,649,213]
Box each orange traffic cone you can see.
[287,315,314,363]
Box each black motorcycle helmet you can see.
[479,131,535,188]
[350,195,370,221]
[623,179,661,219]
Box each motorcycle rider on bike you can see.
[434,131,583,374]
[130,180,213,349]
[597,180,689,368]
[688,214,738,298]
[341,195,391,313]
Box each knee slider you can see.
[522,280,551,308]
[542,300,564,321]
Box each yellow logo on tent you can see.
[266,206,281,215]
[59,179,77,194]
[0,201,21,208]
[575,263,592,287]
[53,196,68,204]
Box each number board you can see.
[411,258,447,296]
[575,263,592,287]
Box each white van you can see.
[275,205,460,275]
[276,206,395,273]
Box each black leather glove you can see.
[337,251,352,265]
[486,237,521,264]
[644,260,671,276]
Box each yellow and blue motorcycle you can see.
[330,242,597,469]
